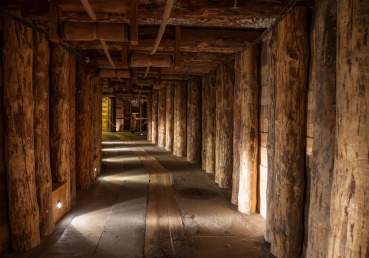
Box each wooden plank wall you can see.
[258,42,268,218]
[115,98,124,131]
[0,17,10,254]
[101,98,109,131]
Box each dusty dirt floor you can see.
[2,132,274,258]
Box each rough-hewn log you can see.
[92,76,101,180]
[147,94,152,141]
[201,73,216,173]
[173,81,187,157]
[237,46,259,214]
[269,7,309,257]
[3,18,40,251]
[50,44,71,210]
[328,0,369,257]
[76,62,91,190]
[151,91,158,144]
[130,77,156,86]
[187,79,201,163]
[99,69,131,79]
[215,61,234,188]
[165,84,174,151]
[307,0,336,257]
[130,54,173,68]
[33,31,55,236]
[69,55,77,205]
[158,88,166,148]
[62,22,128,42]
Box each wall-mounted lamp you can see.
[57,200,62,210]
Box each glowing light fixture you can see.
[94,167,97,172]
[57,200,62,210]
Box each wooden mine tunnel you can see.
[0,0,368,257]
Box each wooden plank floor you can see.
[2,132,272,258]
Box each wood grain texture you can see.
[269,7,309,257]
[201,73,216,174]
[69,55,76,205]
[187,79,202,163]
[147,94,152,142]
[165,85,174,151]
[50,44,71,210]
[92,76,101,179]
[76,62,91,190]
[307,0,336,257]
[33,31,55,236]
[215,61,234,188]
[158,88,166,148]
[151,91,158,144]
[173,82,187,157]
[3,18,40,251]
[328,0,369,257]
[237,46,259,215]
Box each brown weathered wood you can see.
[147,94,152,142]
[99,69,131,79]
[69,55,77,205]
[62,22,128,42]
[92,76,101,179]
[130,54,173,68]
[122,42,128,69]
[151,91,158,144]
[130,0,138,45]
[158,88,166,148]
[173,81,187,157]
[50,44,71,211]
[165,85,174,151]
[265,29,277,244]
[187,79,201,163]
[328,0,369,257]
[201,73,216,173]
[33,31,55,236]
[3,18,40,251]
[215,61,234,188]
[307,0,336,257]
[237,46,259,214]
[130,77,156,86]
[174,26,181,69]
[76,62,91,190]
[49,0,61,43]
[269,7,309,257]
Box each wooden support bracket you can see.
[49,0,61,43]
[158,68,162,85]
[122,42,129,69]
[92,50,98,77]
[130,0,138,45]
[175,26,181,69]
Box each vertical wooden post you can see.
[151,91,158,144]
[328,0,369,257]
[97,80,102,175]
[3,18,40,251]
[165,85,174,151]
[69,56,77,205]
[173,81,187,157]
[91,76,100,180]
[307,0,336,257]
[147,94,152,141]
[50,44,71,210]
[215,61,234,188]
[237,46,259,214]
[158,88,166,148]
[187,79,202,163]
[111,97,116,132]
[33,31,55,236]
[76,62,91,190]
[269,7,309,257]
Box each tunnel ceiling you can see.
[1,0,314,100]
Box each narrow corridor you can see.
[3,132,270,258]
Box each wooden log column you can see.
[165,84,174,151]
[269,7,309,257]
[69,56,77,205]
[328,0,369,257]
[3,18,40,251]
[201,73,216,174]
[151,91,158,144]
[215,61,234,188]
[76,62,91,190]
[158,88,166,148]
[187,79,202,163]
[50,44,71,210]
[237,46,259,214]
[33,31,55,236]
[91,76,100,180]
[307,0,336,256]
[173,81,187,157]
[147,94,152,142]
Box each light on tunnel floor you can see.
[57,200,62,210]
